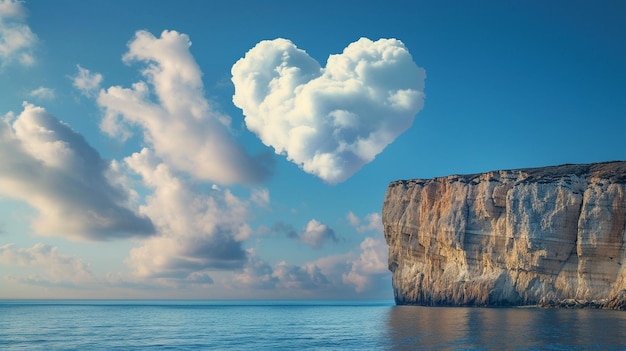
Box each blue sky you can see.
[0,0,624,299]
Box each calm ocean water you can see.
[1,300,625,350]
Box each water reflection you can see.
[385,305,626,350]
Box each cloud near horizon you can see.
[0,243,96,288]
[0,103,155,240]
[232,37,425,184]
[342,236,388,292]
[0,0,37,67]
[233,233,389,296]
[123,148,257,285]
[97,30,273,185]
[233,249,330,293]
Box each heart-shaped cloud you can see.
[232,37,425,184]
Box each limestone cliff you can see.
[383,161,626,309]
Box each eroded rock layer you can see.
[383,162,626,309]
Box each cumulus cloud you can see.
[343,212,387,291]
[347,211,383,233]
[236,214,388,295]
[28,86,55,100]
[123,148,257,285]
[72,65,103,97]
[342,237,389,292]
[233,249,330,293]
[299,219,339,248]
[232,37,425,184]
[232,249,279,289]
[98,30,273,185]
[273,260,330,290]
[0,243,96,287]
[273,219,338,249]
[0,103,155,240]
[0,0,36,67]
[233,236,389,296]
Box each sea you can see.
[1,300,625,350]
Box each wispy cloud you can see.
[232,37,425,184]
[71,64,103,97]
[347,211,383,233]
[0,0,37,67]
[97,30,273,185]
[0,243,96,288]
[0,103,155,240]
[28,86,55,100]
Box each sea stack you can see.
[382,161,626,309]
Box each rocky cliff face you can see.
[383,162,626,309]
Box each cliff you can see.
[383,161,626,309]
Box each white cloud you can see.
[28,86,55,100]
[232,249,278,289]
[0,102,155,240]
[232,37,425,184]
[0,0,37,67]
[347,211,360,227]
[123,148,257,285]
[273,261,330,290]
[72,65,103,97]
[250,188,270,208]
[97,30,273,185]
[342,237,389,292]
[300,219,338,249]
[233,249,330,293]
[347,211,383,233]
[273,219,338,249]
[0,243,96,287]
[233,236,390,296]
